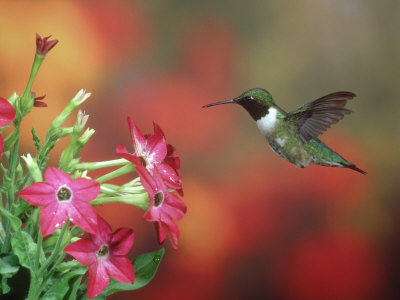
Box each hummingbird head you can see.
[203,88,276,120]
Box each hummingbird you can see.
[203,88,366,174]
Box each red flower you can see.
[116,117,182,190]
[32,93,47,107]
[64,215,135,298]
[19,167,99,236]
[0,97,16,156]
[136,165,186,250]
[36,33,58,56]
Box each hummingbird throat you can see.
[238,99,270,121]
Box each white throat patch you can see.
[256,107,278,135]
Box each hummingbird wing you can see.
[285,91,356,143]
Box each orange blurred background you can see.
[1,1,400,299]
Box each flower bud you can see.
[21,154,43,182]
[36,33,58,56]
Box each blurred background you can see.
[1,1,400,299]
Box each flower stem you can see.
[30,221,69,299]
[19,54,45,117]
[75,158,129,171]
[91,192,149,210]
[95,163,135,183]
[1,134,20,253]
[34,232,43,272]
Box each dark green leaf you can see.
[0,255,20,296]
[0,254,20,275]
[1,274,11,294]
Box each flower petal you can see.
[136,165,156,195]
[154,221,167,244]
[127,117,146,155]
[157,162,182,190]
[67,201,98,234]
[0,97,16,127]
[91,215,113,246]
[39,202,67,236]
[106,256,135,283]
[88,262,109,299]
[163,201,186,221]
[164,143,180,170]
[165,193,187,215]
[146,131,167,164]
[64,238,98,266]
[152,121,164,137]
[116,144,142,166]
[19,182,55,206]
[110,228,134,256]
[163,221,180,250]
[70,177,100,202]
[44,167,72,189]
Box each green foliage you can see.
[0,254,20,294]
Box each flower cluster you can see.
[0,34,185,299]
[117,118,186,249]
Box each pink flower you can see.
[0,97,16,156]
[36,33,58,56]
[116,117,182,190]
[64,215,135,298]
[136,165,186,249]
[19,167,99,236]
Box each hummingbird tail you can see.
[341,163,367,175]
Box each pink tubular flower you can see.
[136,165,186,250]
[116,117,182,190]
[19,167,99,236]
[36,33,58,56]
[64,215,135,298]
[0,97,16,156]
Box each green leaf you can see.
[67,273,86,300]
[11,231,44,271]
[31,127,42,151]
[12,201,31,219]
[0,254,20,295]
[41,265,87,300]
[102,247,165,296]
[1,274,11,294]
[0,254,20,275]
[0,206,22,232]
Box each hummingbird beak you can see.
[202,99,235,108]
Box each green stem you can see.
[95,163,135,183]
[1,134,20,253]
[75,158,129,171]
[36,252,66,297]
[30,221,69,299]
[37,221,69,276]
[21,54,44,100]
[34,232,43,273]
[91,192,149,210]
